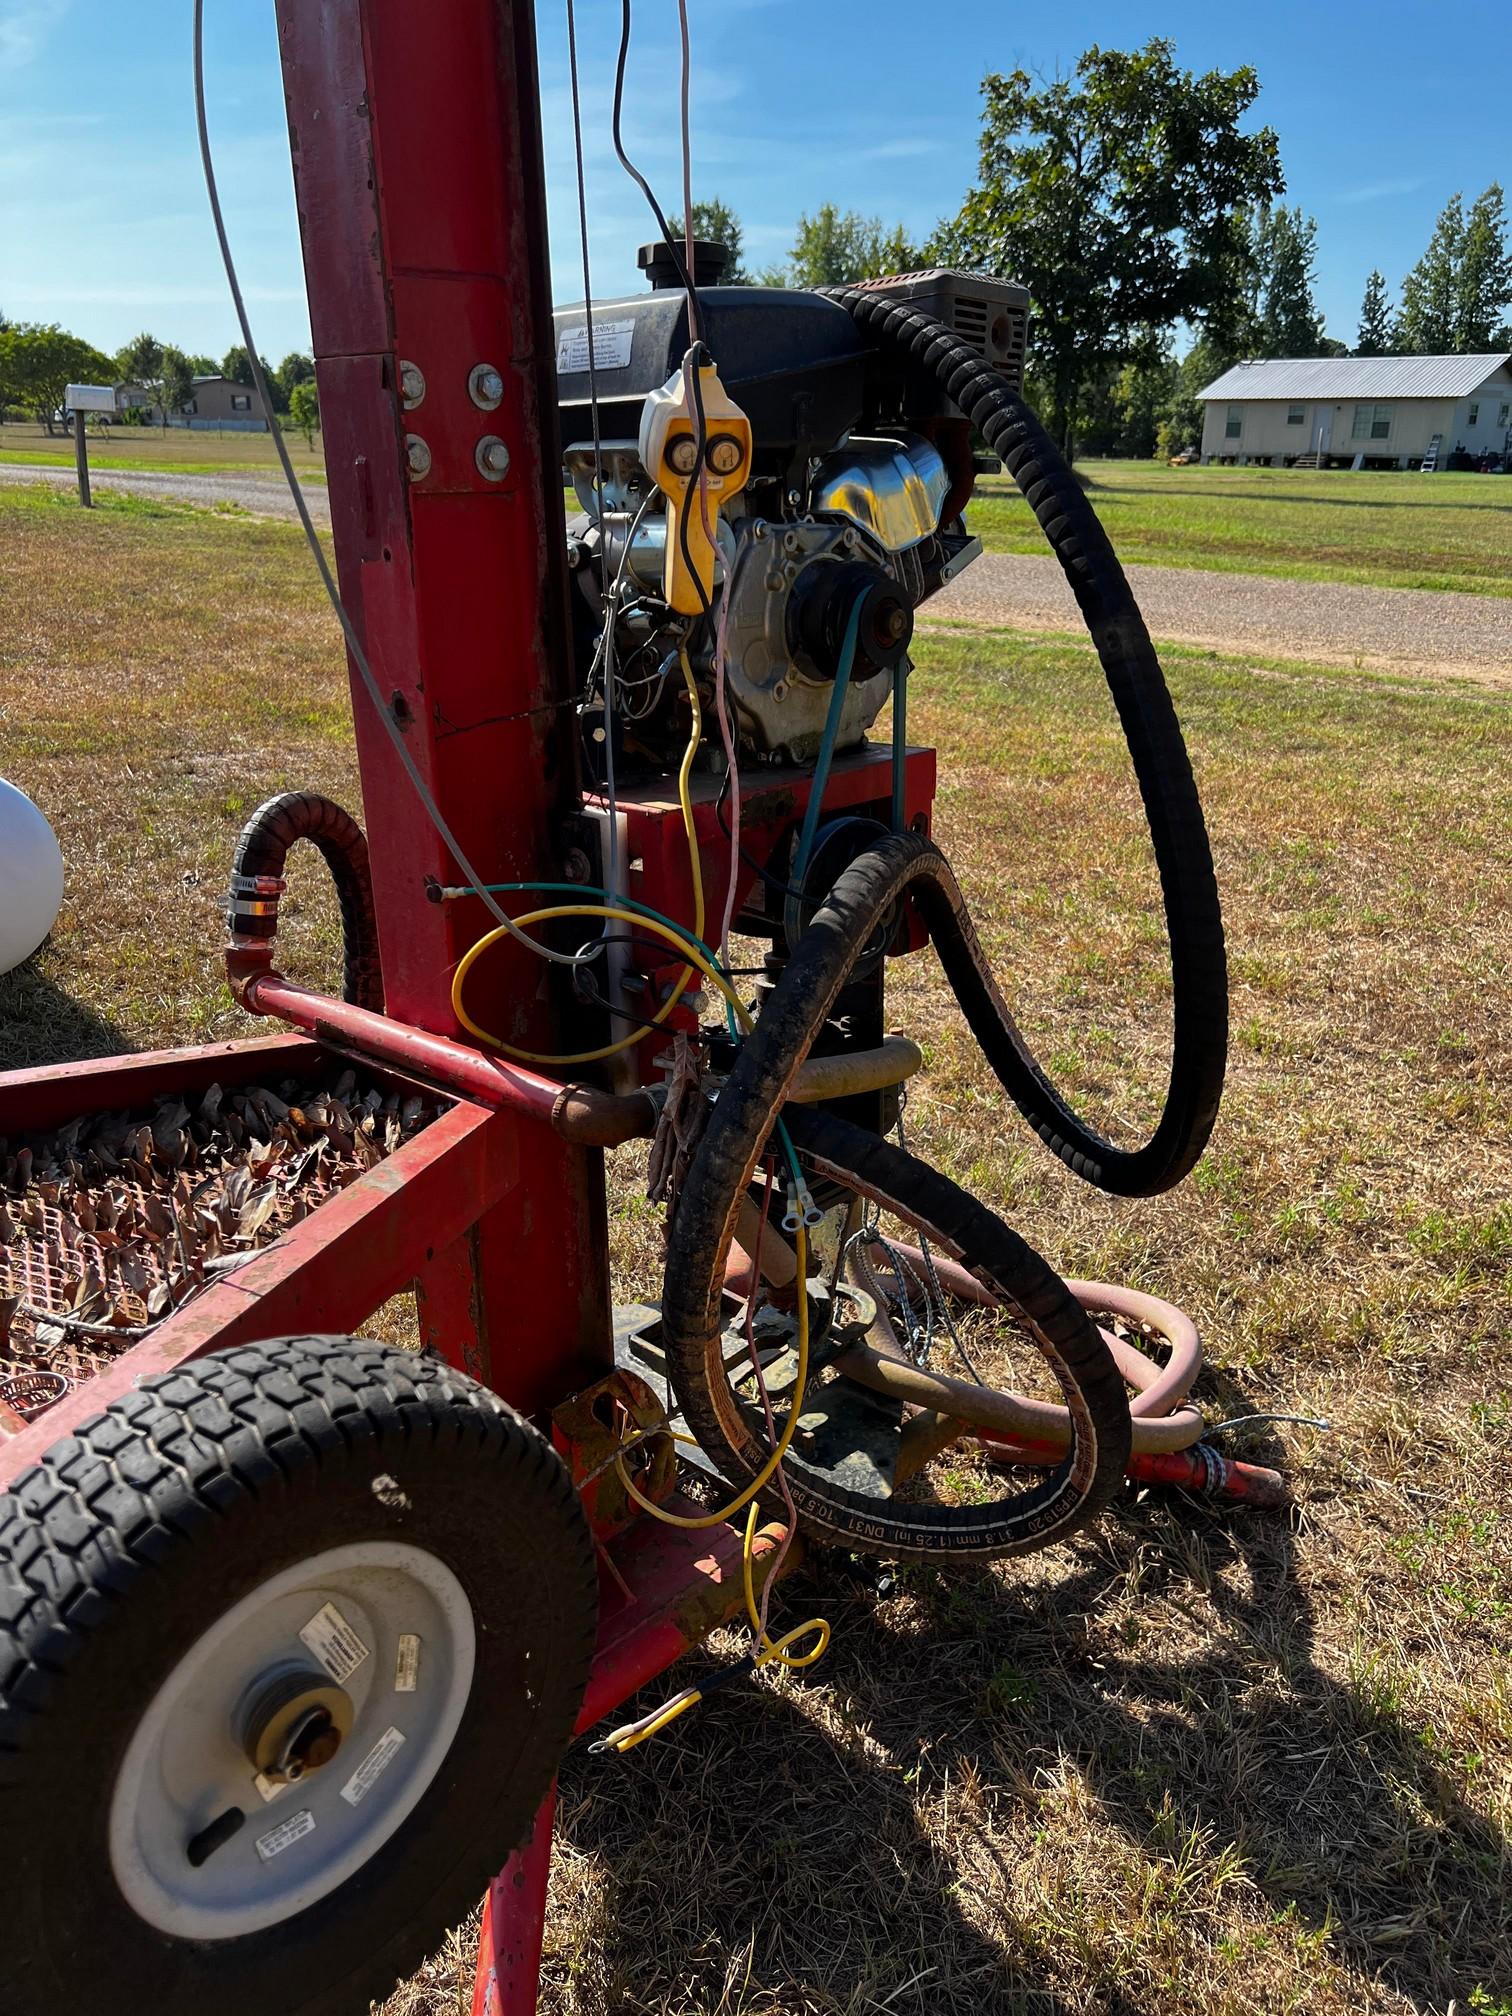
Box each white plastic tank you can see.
[0,779,65,974]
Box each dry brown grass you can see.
[2,482,1509,2016]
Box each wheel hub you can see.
[239,1662,355,1789]
[108,1541,476,1941]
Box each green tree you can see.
[288,378,320,448]
[157,345,195,429]
[115,331,164,386]
[187,354,218,376]
[773,204,921,288]
[1114,338,1178,457]
[1397,194,1463,352]
[1456,184,1512,351]
[667,198,748,283]
[1356,269,1393,355]
[0,324,114,434]
[1252,205,1325,356]
[275,351,316,403]
[937,40,1283,456]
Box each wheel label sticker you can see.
[255,1809,315,1861]
[300,1600,369,1683]
[395,1632,421,1693]
[341,1724,406,1807]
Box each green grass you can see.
[3,480,1511,2016]
[969,458,1512,597]
[0,417,326,481]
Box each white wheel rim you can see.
[108,1540,476,1940]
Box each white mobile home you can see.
[1198,354,1512,470]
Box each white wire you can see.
[192,0,597,971]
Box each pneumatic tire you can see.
[0,1336,598,2016]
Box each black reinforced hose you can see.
[227,791,382,1012]
[824,287,1227,1196]
[660,838,1132,1560]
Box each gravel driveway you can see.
[6,460,1506,684]
[1,460,327,524]
[929,549,1510,686]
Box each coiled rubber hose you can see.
[661,842,1132,1560]
[825,286,1228,1196]
[228,791,382,1012]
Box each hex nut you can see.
[400,360,426,409]
[468,363,505,410]
[405,434,432,480]
[475,436,511,481]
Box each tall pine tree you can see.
[1397,194,1464,351]
[1455,184,1512,350]
[1356,269,1393,355]
[1257,206,1325,355]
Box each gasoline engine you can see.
[558,249,1016,779]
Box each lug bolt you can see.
[399,360,426,409]
[406,434,432,480]
[468,363,504,410]
[476,436,510,480]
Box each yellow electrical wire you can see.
[450,648,706,1066]
[451,638,833,1743]
[740,1501,830,1668]
[613,1216,809,1529]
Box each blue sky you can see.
[1,0,1504,366]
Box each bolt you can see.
[476,435,511,480]
[562,846,592,884]
[399,359,426,409]
[785,488,803,509]
[468,362,504,410]
[881,604,909,642]
[765,570,785,593]
[752,519,770,541]
[405,434,432,480]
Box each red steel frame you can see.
[0,5,902,2011]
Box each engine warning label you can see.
[299,1601,370,1684]
[255,1809,316,1861]
[556,318,635,375]
[341,1725,407,1807]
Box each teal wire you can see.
[783,592,869,947]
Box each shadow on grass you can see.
[0,958,134,1073]
[549,1463,1508,2014]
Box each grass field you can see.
[0,416,326,480]
[2,480,1510,2016]
[970,459,1512,598]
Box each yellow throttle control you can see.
[638,358,752,614]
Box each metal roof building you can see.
[1196,352,1512,470]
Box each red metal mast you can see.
[274,0,608,1414]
